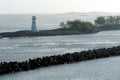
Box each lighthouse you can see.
[31,16,37,32]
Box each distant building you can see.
[31,16,37,32]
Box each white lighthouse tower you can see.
[31,16,37,32]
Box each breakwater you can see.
[0,46,120,75]
[0,29,98,38]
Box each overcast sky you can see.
[0,0,120,14]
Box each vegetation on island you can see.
[95,16,120,30]
[60,20,97,32]
[60,15,120,33]
[59,15,120,33]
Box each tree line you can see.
[60,15,120,32]
[60,20,97,32]
[95,16,120,30]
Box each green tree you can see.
[66,20,96,32]
[95,17,106,26]
[95,15,120,30]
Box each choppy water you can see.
[0,14,120,80]
[0,30,120,80]
[0,30,120,62]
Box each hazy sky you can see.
[0,0,120,14]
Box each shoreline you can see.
[0,29,98,38]
[0,46,120,75]
[1,28,120,39]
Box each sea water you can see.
[0,30,120,62]
[0,30,120,80]
[0,14,120,80]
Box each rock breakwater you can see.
[0,46,120,75]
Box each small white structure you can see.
[31,16,37,32]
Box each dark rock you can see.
[0,46,120,75]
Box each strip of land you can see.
[0,28,98,38]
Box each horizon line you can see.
[0,11,120,14]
